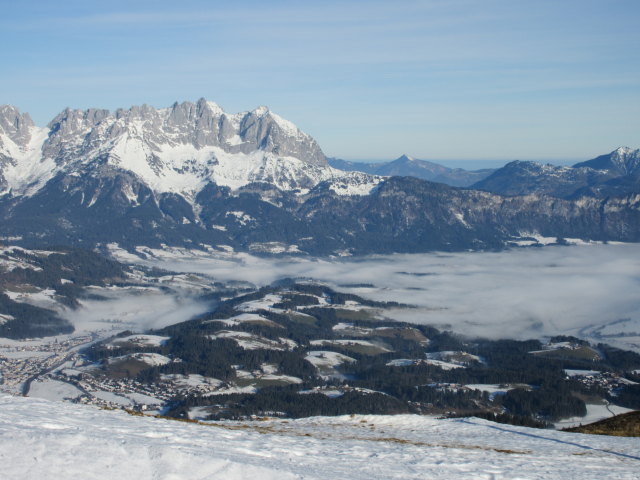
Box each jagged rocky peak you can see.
[0,105,35,148]
[235,104,327,166]
[0,99,340,198]
[41,99,327,167]
[48,107,110,132]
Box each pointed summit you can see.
[395,154,415,162]
[196,98,224,116]
[251,105,270,116]
[615,146,632,155]
[0,105,35,147]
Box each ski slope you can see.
[1,395,638,479]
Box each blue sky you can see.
[1,0,639,164]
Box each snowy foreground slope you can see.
[1,395,638,480]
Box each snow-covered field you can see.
[1,394,638,480]
[554,403,635,429]
[209,330,297,351]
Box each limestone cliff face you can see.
[0,100,337,198]
[42,99,326,168]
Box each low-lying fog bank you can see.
[110,244,640,351]
[62,288,213,334]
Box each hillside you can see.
[328,155,495,187]
[565,410,640,437]
[46,283,639,427]
[472,147,640,199]
[1,394,639,480]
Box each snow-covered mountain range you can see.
[1,100,639,254]
[0,100,379,199]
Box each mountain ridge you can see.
[1,101,639,254]
[0,100,351,199]
[328,155,495,187]
[472,147,640,199]
[574,146,640,176]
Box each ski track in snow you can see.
[1,395,639,480]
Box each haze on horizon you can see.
[1,0,639,164]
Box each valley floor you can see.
[1,394,638,480]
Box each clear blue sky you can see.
[1,0,639,163]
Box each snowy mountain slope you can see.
[574,146,640,176]
[2,163,640,254]
[0,100,373,198]
[1,394,638,480]
[0,105,53,196]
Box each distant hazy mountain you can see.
[329,155,495,187]
[1,101,639,254]
[472,147,640,199]
[327,158,381,175]
[574,147,640,175]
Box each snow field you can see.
[108,335,170,348]
[207,313,282,327]
[107,353,172,367]
[304,350,357,369]
[1,394,639,480]
[554,403,635,429]
[208,331,297,351]
[309,339,392,353]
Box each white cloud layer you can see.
[61,287,212,334]
[126,244,640,351]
